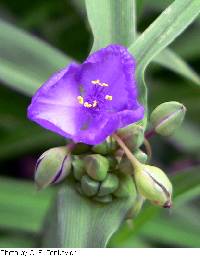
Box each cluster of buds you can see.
[34,101,186,215]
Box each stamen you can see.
[91,80,109,87]
[105,95,112,101]
[91,79,100,85]
[101,83,108,87]
[84,102,92,108]
[93,100,98,107]
[77,96,84,104]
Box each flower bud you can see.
[81,175,100,197]
[98,174,119,197]
[118,150,147,175]
[72,156,85,181]
[75,182,84,195]
[72,143,90,154]
[92,138,117,155]
[113,173,137,199]
[117,124,144,151]
[84,154,109,181]
[150,101,186,136]
[94,194,113,204]
[134,164,172,207]
[118,156,132,175]
[134,149,148,164]
[92,141,108,155]
[35,146,71,189]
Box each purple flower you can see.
[28,45,144,145]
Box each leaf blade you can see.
[43,184,134,247]
[85,0,136,51]
[0,19,72,96]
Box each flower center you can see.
[77,79,113,110]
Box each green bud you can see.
[107,156,118,170]
[94,194,113,204]
[35,146,71,190]
[75,182,84,196]
[72,143,90,154]
[81,175,100,197]
[98,174,119,196]
[134,150,148,164]
[72,156,85,181]
[92,141,108,155]
[84,154,109,181]
[118,150,148,175]
[134,164,172,208]
[150,101,186,136]
[113,173,137,199]
[117,124,144,151]
[118,156,132,175]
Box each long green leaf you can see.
[0,19,72,96]
[129,0,200,127]
[140,215,200,247]
[0,87,64,160]
[85,0,136,52]
[43,184,134,247]
[0,177,55,233]
[154,48,200,85]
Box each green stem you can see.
[113,134,142,170]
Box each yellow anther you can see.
[105,95,112,101]
[91,79,109,87]
[77,96,84,104]
[84,102,92,108]
[93,100,98,107]
[101,83,108,87]
[91,79,100,85]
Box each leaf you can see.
[85,0,136,52]
[0,19,72,96]
[0,87,64,160]
[0,177,55,233]
[153,48,200,85]
[0,234,36,248]
[128,0,200,127]
[140,215,200,247]
[42,183,134,247]
[170,122,200,154]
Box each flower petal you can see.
[78,45,138,111]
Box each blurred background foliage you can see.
[0,0,199,247]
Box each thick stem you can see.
[113,133,142,170]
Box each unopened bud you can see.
[134,164,172,208]
[118,156,132,175]
[81,175,100,197]
[84,154,109,181]
[150,101,186,136]
[134,150,148,164]
[35,146,71,189]
[94,194,113,204]
[118,150,148,175]
[92,141,108,155]
[98,174,119,197]
[72,143,90,154]
[72,156,85,181]
[113,173,137,199]
[92,137,117,155]
[117,124,144,151]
